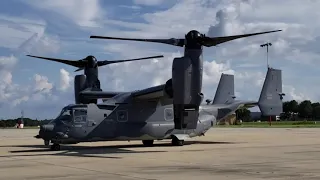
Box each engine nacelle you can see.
[172,56,202,130]
[74,75,86,104]
[164,78,173,98]
[74,75,98,104]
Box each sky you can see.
[0,0,319,119]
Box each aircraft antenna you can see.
[260,42,272,69]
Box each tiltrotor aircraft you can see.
[34,29,284,151]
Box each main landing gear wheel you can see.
[142,140,154,147]
[171,137,184,146]
[50,143,61,151]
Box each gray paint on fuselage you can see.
[50,93,255,145]
[52,98,216,144]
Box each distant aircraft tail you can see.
[212,73,236,105]
[257,67,285,116]
[212,67,285,121]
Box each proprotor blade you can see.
[201,30,282,47]
[26,55,85,68]
[98,55,164,66]
[74,67,84,72]
[90,35,185,47]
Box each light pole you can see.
[260,42,273,126]
[260,42,272,68]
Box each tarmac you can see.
[1,128,320,180]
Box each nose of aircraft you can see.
[39,124,54,140]
[41,124,54,132]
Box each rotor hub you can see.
[185,30,203,49]
[85,55,98,68]
[186,30,203,40]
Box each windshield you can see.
[49,105,88,124]
[49,107,72,124]
[58,107,73,121]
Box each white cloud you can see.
[0,15,61,57]
[33,74,53,93]
[12,96,29,107]
[0,71,13,85]
[100,46,177,91]
[133,0,165,6]
[283,85,310,102]
[202,60,235,87]
[29,34,61,55]
[59,69,72,91]
[0,55,18,70]
[26,0,105,27]
[0,15,47,49]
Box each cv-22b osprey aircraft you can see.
[35,29,284,151]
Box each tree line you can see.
[0,118,52,128]
[281,100,320,120]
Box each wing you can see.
[131,84,166,100]
[80,91,127,99]
[131,84,172,104]
[79,83,171,103]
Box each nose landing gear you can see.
[50,143,61,151]
[44,140,50,146]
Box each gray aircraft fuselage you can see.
[40,102,218,145]
[39,96,257,145]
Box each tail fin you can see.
[212,73,236,104]
[258,67,285,116]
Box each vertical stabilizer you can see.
[212,73,236,104]
[258,67,285,116]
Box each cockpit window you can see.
[73,109,87,123]
[52,105,88,124]
[57,108,72,122]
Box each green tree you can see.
[298,100,313,119]
[288,100,299,113]
[235,108,251,122]
[282,100,299,120]
[311,103,320,119]
[312,102,320,108]
[283,101,291,114]
[313,106,320,120]
[0,121,5,127]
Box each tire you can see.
[50,144,60,151]
[142,140,154,147]
[171,137,184,146]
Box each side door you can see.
[71,108,88,139]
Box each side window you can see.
[164,108,174,121]
[117,110,128,122]
[74,109,87,123]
